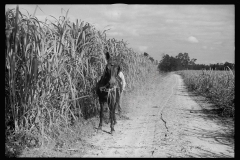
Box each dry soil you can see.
[77,72,234,158]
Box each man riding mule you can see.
[96,52,126,134]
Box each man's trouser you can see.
[116,85,123,113]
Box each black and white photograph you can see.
[5,4,234,157]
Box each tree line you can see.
[157,53,234,72]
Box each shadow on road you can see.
[184,149,233,158]
[176,88,234,157]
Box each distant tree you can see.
[189,58,197,65]
[224,62,234,70]
[175,52,191,69]
[188,58,197,69]
[158,54,178,72]
[158,54,169,72]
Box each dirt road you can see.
[71,72,234,158]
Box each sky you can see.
[6,4,235,64]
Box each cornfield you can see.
[5,6,156,150]
[177,69,235,118]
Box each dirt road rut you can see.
[78,72,234,158]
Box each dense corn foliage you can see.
[177,69,235,117]
[5,6,156,151]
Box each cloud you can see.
[165,19,175,23]
[138,46,148,52]
[104,10,122,20]
[187,36,199,43]
[128,28,139,36]
[107,31,123,36]
[111,23,140,37]
[213,41,223,45]
[103,4,130,21]
[202,46,208,49]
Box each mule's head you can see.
[101,52,121,89]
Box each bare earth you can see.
[20,72,234,157]
[73,72,234,158]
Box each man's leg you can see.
[118,89,123,114]
[115,88,120,114]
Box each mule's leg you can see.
[108,99,115,134]
[98,101,103,130]
[110,107,115,134]
[113,102,117,125]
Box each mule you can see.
[96,52,121,134]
